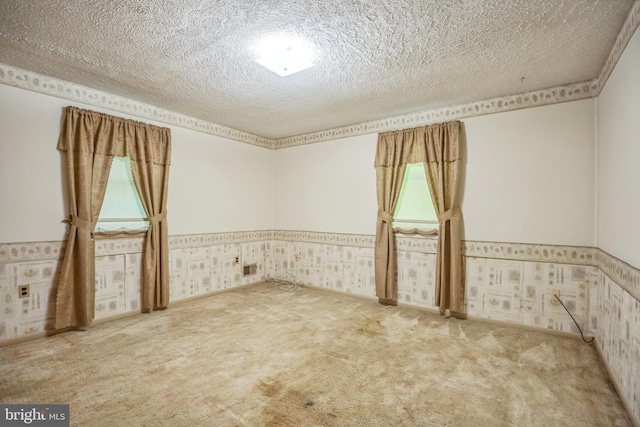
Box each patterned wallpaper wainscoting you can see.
[170,240,269,302]
[93,238,144,320]
[466,259,598,333]
[168,231,272,301]
[1,231,639,423]
[270,232,640,423]
[591,250,640,423]
[0,241,64,339]
[462,241,597,334]
[270,240,376,298]
[0,232,272,342]
[271,233,598,335]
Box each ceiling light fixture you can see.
[254,35,315,77]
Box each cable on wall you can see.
[554,294,594,343]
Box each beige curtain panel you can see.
[374,163,407,305]
[56,106,171,329]
[374,120,464,314]
[130,154,170,311]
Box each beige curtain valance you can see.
[57,106,171,165]
[374,121,462,167]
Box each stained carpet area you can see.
[0,283,631,426]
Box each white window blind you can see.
[96,157,148,232]
[394,163,438,230]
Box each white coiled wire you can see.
[266,276,299,292]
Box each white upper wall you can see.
[0,84,274,243]
[0,73,599,246]
[0,85,66,243]
[275,99,595,246]
[169,127,274,236]
[274,134,378,235]
[597,26,640,268]
[463,99,594,246]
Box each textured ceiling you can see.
[0,0,635,140]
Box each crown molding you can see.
[0,64,273,149]
[0,63,606,151]
[595,0,640,93]
[0,64,603,150]
[273,79,599,148]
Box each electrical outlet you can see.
[550,289,561,306]
[18,284,30,299]
[234,256,239,265]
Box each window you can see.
[393,163,438,233]
[96,157,148,233]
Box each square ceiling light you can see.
[254,35,315,77]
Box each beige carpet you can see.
[0,283,631,426]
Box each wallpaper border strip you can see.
[595,249,640,304]
[276,1,640,148]
[0,62,598,150]
[1,2,638,150]
[0,230,596,265]
[1,231,637,303]
[0,231,275,262]
[272,230,596,265]
[596,1,640,92]
[273,80,599,148]
[0,64,273,150]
